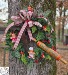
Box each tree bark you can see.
[8,0,22,18]
[58,7,62,41]
[8,0,57,75]
[61,8,66,43]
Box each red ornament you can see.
[20,51,24,55]
[42,40,50,44]
[47,40,50,44]
[35,60,38,63]
[40,14,44,17]
[43,26,47,29]
[43,25,47,31]
[41,53,45,58]
[52,46,56,51]
[10,33,17,43]
[42,40,47,43]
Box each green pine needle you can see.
[31,26,37,33]
[36,31,45,41]
[21,55,28,64]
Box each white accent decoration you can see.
[0,67,9,75]
[28,21,33,27]
[29,47,33,50]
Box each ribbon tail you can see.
[13,22,27,49]
[11,16,23,25]
[19,13,25,20]
[11,16,20,21]
[1,22,14,42]
[33,22,42,27]
[27,29,33,41]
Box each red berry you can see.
[52,46,56,51]
[20,51,24,55]
[41,53,45,58]
[35,60,38,63]
[42,40,47,43]
[48,40,50,44]
[43,26,46,29]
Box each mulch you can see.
[56,50,68,75]
[56,42,68,75]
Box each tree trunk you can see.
[8,0,57,75]
[58,19,61,41]
[61,8,66,43]
[8,0,22,18]
[58,7,62,41]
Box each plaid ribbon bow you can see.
[1,9,43,49]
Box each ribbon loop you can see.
[11,16,22,25]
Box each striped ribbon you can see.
[13,22,27,49]
[27,29,33,41]
[33,21,42,27]
[1,9,43,50]
[13,20,43,49]
[1,22,14,42]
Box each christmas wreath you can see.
[2,6,57,65]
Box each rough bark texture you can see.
[62,8,66,42]
[58,2,63,41]
[8,0,22,18]
[8,0,57,75]
[9,54,56,75]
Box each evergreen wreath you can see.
[2,6,56,65]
